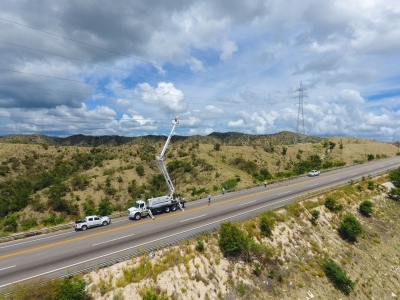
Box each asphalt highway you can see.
[1,156,400,289]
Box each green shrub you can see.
[260,212,276,237]
[367,181,375,190]
[221,178,238,190]
[338,214,364,242]
[98,198,113,216]
[135,164,145,177]
[3,213,19,232]
[5,275,90,300]
[237,282,246,296]
[322,258,355,295]
[196,238,205,252]
[218,221,248,257]
[310,210,320,226]
[325,196,342,212]
[359,200,373,217]
[21,218,38,231]
[389,167,400,188]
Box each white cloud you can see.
[220,40,238,61]
[228,119,245,128]
[187,56,205,72]
[0,0,399,141]
[135,82,187,114]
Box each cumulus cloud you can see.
[135,82,187,114]
[0,0,399,140]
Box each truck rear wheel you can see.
[165,206,170,213]
[134,213,141,220]
[102,221,108,226]
[171,205,177,211]
[82,225,87,231]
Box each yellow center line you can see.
[1,159,397,259]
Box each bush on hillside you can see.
[359,200,373,217]
[338,214,364,242]
[221,178,238,190]
[322,258,355,295]
[219,221,248,257]
[260,211,276,237]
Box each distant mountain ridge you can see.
[0,131,322,147]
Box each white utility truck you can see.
[74,215,111,231]
[128,117,185,220]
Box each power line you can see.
[0,17,269,92]
[0,68,251,103]
[0,40,284,96]
[0,83,251,106]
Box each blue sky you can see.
[0,0,399,141]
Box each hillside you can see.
[0,131,321,147]
[80,175,400,300]
[0,133,398,236]
[6,174,400,299]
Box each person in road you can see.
[264,181,267,187]
[208,194,211,206]
[222,188,225,195]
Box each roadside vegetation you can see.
[0,134,397,236]
[4,166,400,299]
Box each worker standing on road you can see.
[222,188,225,195]
[208,194,211,206]
[264,181,267,187]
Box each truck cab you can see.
[128,200,148,220]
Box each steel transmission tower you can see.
[295,81,307,143]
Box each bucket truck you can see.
[128,117,185,220]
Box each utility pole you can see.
[295,81,307,144]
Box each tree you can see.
[219,221,248,257]
[98,198,113,216]
[338,214,364,242]
[214,143,221,151]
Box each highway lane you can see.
[1,156,400,288]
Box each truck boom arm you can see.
[156,117,179,197]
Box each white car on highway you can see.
[308,170,320,177]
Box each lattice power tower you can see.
[295,81,307,143]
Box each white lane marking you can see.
[111,219,126,224]
[331,178,340,181]
[180,214,207,223]
[278,191,291,195]
[0,196,293,288]
[0,231,74,249]
[309,184,318,187]
[367,169,372,171]
[239,200,256,206]
[0,265,16,272]
[351,173,358,175]
[93,234,135,246]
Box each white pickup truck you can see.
[74,215,111,231]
